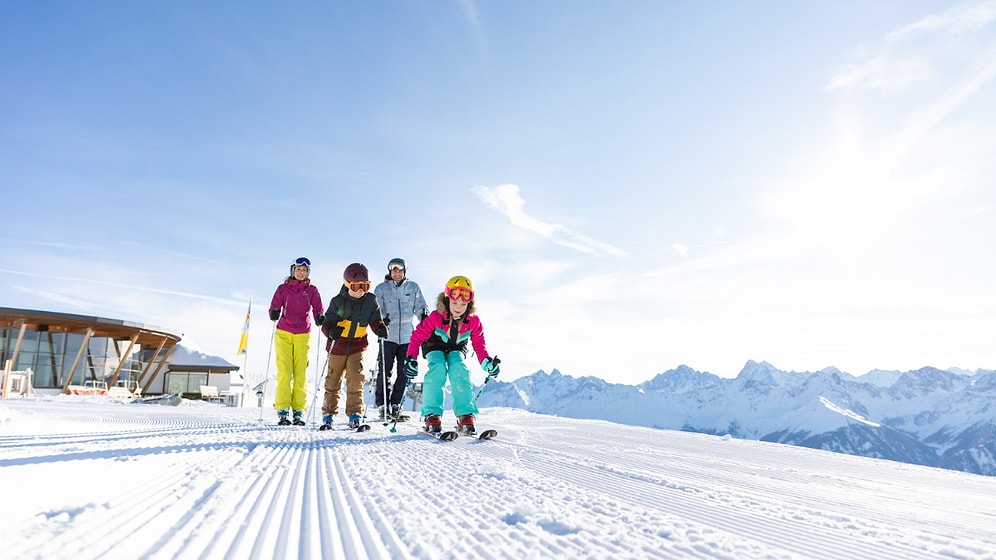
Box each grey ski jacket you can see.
[373,277,429,345]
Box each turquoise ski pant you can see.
[421,350,479,417]
[273,329,310,412]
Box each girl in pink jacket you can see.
[404,275,499,435]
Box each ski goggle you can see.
[348,281,371,293]
[388,263,405,271]
[446,286,474,302]
[293,257,311,267]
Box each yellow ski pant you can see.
[273,329,310,412]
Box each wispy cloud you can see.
[0,268,244,307]
[888,0,996,38]
[459,0,483,37]
[766,1,996,256]
[11,285,93,311]
[827,1,996,91]
[471,184,627,257]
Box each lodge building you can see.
[0,307,240,401]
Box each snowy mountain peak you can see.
[170,344,237,367]
[479,363,996,476]
[639,365,721,393]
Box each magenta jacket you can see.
[407,309,490,364]
[270,278,324,335]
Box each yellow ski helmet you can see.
[445,275,474,302]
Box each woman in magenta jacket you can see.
[268,257,324,425]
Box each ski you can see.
[457,428,498,440]
[422,429,459,441]
[317,423,370,432]
[421,428,496,441]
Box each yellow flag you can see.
[237,302,250,355]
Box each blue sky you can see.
[2,1,995,385]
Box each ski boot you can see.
[292,410,305,426]
[457,414,476,435]
[319,414,333,431]
[377,405,387,421]
[348,413,362,429]
[277,409,291,426]
[424,414,442,433]
[390,404,401,420]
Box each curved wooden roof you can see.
[0,307,183,344]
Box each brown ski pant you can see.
[322,352,365,416]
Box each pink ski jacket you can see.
[269,278,324,335]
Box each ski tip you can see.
[478,429,498,440]
[356,424,371,432]
[423,429,459,441]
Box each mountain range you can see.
[475,360,996,477]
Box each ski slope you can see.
[1,398,994,559]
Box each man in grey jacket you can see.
[373,258,429,420]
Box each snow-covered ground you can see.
[1,397,994,560]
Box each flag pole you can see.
[238,292,252,408]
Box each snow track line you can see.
[479,432,928,560]
[561,435,991,557]
[8,401,992,560]
[326,451,394,558]
[208,442,294,559]
[9,437,246,559]
[379,437,667,560]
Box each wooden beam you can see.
[62,328,94,394]
[142,343,178,395]
[137,337,168,386]
[9,322,27,369]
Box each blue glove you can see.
[404,357,418,380]
[482,356,500,377]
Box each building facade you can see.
[0,307,238,398]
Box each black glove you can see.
[404,357,418,379]
[314,314,325,326]
[375,324,388,339]
[420,310,428,321]
[383,315,391,326]
[324,323,343,340]
[269,309,280,322]
[482,356,501,378]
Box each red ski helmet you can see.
[343,263,369,282]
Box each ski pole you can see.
[474,356,500,401]
[379,331,389,424]
[389,378,411,433]
[257,320,277,422]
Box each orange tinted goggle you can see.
[447,286,473,302]
[348,282,371,292]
